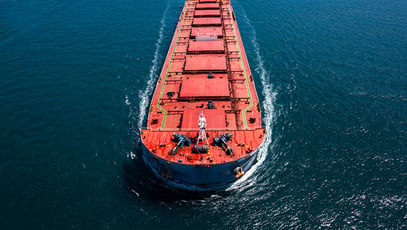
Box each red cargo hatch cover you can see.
[184,55,227,72]
[196,3,220,9]
[195,10,220,17]
[188,40,224,53]
[193,18,221,26]
[179,78,229,98]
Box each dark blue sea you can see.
[1,0,406,229]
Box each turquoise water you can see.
[0,0,406,229]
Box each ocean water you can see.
[0,0,406,229]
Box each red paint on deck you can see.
[181,109,227,130]
[193,18,222,26]
[179,78,229,98]
[196,3,220,9]
[141,129,265,165]
[199,0,217,3]
[191,27,222,38]
[195,10,221,17]
[141,0,265,167]
[184,55,227,72]
[188,40,224,53]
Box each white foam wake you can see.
[227,8,277,191]
[137,0,170,129]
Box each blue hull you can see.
[141,144,258,191]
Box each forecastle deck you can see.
[141,0,265,165]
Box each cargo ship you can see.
[140,0,265,191]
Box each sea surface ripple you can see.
[0,0,406,229]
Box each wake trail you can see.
[137,0,170,130]
[227,7,278,191]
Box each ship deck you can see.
[141,129,264,165]
[142,0,265,165]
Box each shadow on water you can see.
[121,144,232,202]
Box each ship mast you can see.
[197,110,209,145]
